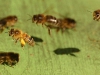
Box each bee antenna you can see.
[5,31,9,33]
[27,18,31,21]
[27,14,32,21]
[87,10,92,13]
[27,14,32,18]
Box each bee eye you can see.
[14,18,17,21]
[33,15,37,20]
[11,32,14,34]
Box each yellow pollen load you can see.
[20,38,25,47]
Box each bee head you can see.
[7,15,18,22]
[32,14,44,23]
[13,16,18,22]
[9,28,14,36]
[14,53,19,62]
[32,15,38,23]
[93,10,100,20]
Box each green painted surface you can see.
[0,0,100,75]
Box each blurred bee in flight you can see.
[9,28,35,47]
[32,14,76,35]
[0,15,18,33]
[93,9,100,21]
[0,52,19,67]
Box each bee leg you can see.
[96,17,99,21]
[61,28,65,33]
[42,22,46,27]
[45,25,51,35]
[56,28,60,32]
[93,17,96,20]
[42,23,44,26]
[36,21,39,25]
[96,15,100,21]
[6,27,9,29]
[98,16,100,21]
[0,28,4,33]
[48,28,51,35]
[15,38,19,43]
[0,60,4,64]
[15,40,17,43]
[0,26,5,33]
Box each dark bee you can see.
[0,52,19,67]
[9,28,35,47]
[93,9,100,21]
[0,15,18,33]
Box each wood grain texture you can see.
[0,0,100,75]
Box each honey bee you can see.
[9,28,35,47]
[32,14,76,35]
[0,15,18,33]
[32,14,58,25]
[45,17,76,34]
[58,18,76,31]
[0,52,19,67]
[93,9,100,21]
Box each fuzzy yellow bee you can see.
[9,28,35,47]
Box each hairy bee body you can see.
[9,28,35,47]
[0,52,19,67]
[0,15,17,33]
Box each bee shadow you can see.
[54,47,80,57]
[31,36,43,42]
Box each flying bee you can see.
[9,28,35,47]
[0,52,19,67]
[93,9,100,21]
[0,15,18,33]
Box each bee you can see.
[32,14,58,25]
[9,28,35,47]
[46,17,76,34]
[0,15,18,33]
[0,52,19,67]
[93,9,100,21]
